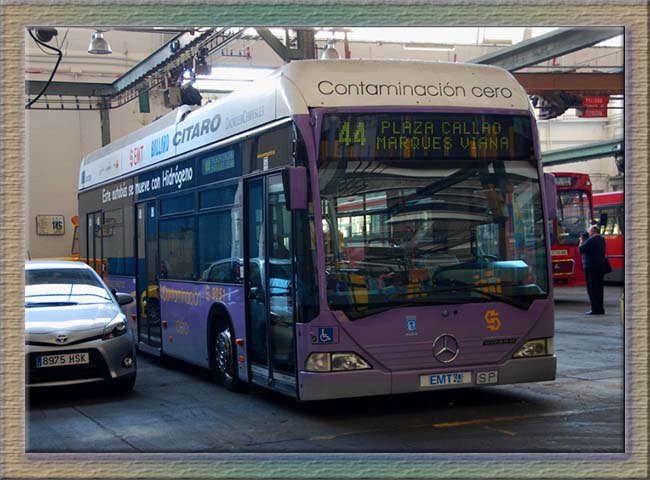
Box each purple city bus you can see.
[78,60,556,401]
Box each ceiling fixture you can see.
[33,27,58,43]
[320,40,340,60]
[88,30,112,55]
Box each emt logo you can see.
[484,310,502,331]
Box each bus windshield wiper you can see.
[430,284,531,310]
[344,298,468,319]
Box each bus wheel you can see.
[213,322,243,392]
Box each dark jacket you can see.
[579,233,607,272]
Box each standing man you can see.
[579,225,608,315]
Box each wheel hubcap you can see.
[215,328,234,381]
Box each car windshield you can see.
[317,112,549,319]
[25,268,113,306]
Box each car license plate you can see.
[420,371,472,388]
[36,352,89,368]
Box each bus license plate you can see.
[36,352,89,368]
[420,371,472,388]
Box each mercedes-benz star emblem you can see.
[432,334,459,363]
[55,335,68,344]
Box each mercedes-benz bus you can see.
[78,60,556,401]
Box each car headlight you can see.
[102,314,128,340]
[305,352,371,372]
[512,337,554,358]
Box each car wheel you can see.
[213,322,244,392]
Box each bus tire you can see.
[211,319,244,392]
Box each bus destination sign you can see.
[202,148,236,176]
[322,113,533,162]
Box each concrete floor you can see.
[27,285,624,453]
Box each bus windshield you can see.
[318,112,548,318]
[556,189,592,245]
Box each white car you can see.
[25,260,136,391]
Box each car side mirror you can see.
[116,292,135,306]
[282,166,308,210]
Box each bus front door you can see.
[87,211,104,275]
[136,201,162,354]
[245,174,297,397]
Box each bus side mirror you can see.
[282,166,308,210]
[543,173,557,220]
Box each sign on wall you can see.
[36,215,65,235]
[577,95,609,118]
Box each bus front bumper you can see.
[298,355,556,401]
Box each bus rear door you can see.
[136,201,162,354]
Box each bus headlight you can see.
[512,338,553,358]
[305,353,330,372]
[305,352,371,372]
[332,353,371,371]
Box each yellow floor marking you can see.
[482,425,517,436]
[432,414,531,428]
[308,407,616,442]
[431,406,615,429]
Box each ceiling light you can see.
[321,41,340,60]
[88,30,112,55]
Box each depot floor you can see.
[26,285,624,453]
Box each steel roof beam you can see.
[25,31,208,101]
[111,30,213,93]
[255,28,306,61]
[470,27,623,71]
[26,28,245,109]
[514,72,623,95]
[542,138,624,166]
[25,80,114,98]
[255,28,314,62]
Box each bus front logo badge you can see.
[432,334,459,363]
[484,310,502,331]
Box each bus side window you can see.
[197,208,237,283]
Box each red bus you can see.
[550,172,594,286]
[593,191,624,284]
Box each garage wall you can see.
[26,98,168,259]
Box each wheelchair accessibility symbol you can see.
[317,327,334,344]
[311,327,334,343]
